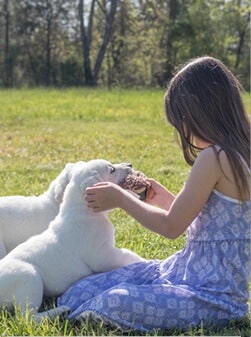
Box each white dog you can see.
[0,162,83,259]
[0,159,144,320]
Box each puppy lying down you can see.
[0,159,150,320]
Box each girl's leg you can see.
[69,282,204,332]
[58,260,160,312]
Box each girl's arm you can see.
[85,147,220,239]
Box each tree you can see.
[32,0,73,86]
[2,0,13,86]
[12,0,75,86]
[0,0,249,89]
[79,0,118,86]
[226,0,250,70]
[156,0,180,86]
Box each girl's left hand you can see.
[85,182,124,212]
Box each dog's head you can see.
[60,160,134,211]
[72,159,134,193]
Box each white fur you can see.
[0,162,84,259]
[0,162,86,259]
[0,159,144,320]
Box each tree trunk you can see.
[79,0,118,86]
[4,0,11,87]
[93,0,118,85]
[45,18,52,86]
[165,0,178,80]
[234,7,250,70]
[79,0,95,86]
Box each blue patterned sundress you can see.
[58,190,250,332]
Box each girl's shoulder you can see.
[199,145,250,201]
[194,146,221,174]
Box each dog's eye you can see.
[109,166,115,174]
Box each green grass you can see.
[0,88,250,336]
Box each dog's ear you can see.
[54,163,75,203]
[80,172,99,193]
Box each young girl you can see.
[58,56,250,332]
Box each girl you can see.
[58,56,250,332]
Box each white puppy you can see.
[0,159,144,320]
[0,162,84,259]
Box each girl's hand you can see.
[85,182,125,212]
[145,178,175,210]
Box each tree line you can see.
[0,0,250,89]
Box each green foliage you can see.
[0,89,250,336]
[0,0,250,89]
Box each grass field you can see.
[0,89,250,336]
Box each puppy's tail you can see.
[34,305,71,322]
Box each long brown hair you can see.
[164,56,250,201]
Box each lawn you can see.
[0,88,250,336]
